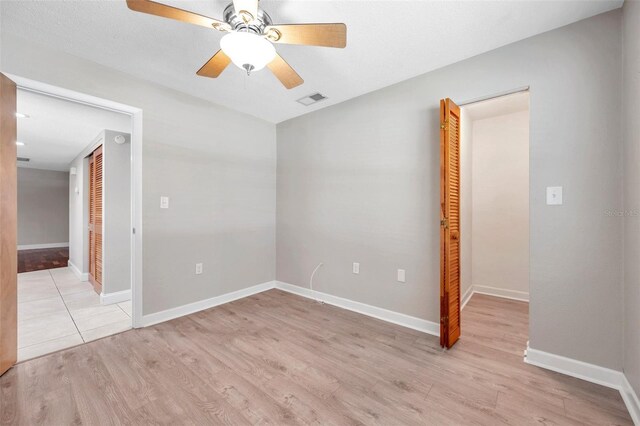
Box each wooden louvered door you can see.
[0,73,17,376]
[89,146,103,294]
[439,98,462,349]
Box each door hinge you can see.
[440,218,449,229]
[132,227,136,234]
[440,120,449,130]
[441,315,448,324]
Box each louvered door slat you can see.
[440,98,462,349]
[88,146,103,294]
[95,150,103,286]
[89,154,95,281]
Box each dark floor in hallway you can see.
[17,247,69,273]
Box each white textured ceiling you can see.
[17,90,131,171]
[1,0,622,123]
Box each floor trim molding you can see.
[621,375,640,426]
[525,345,623,388]
[462,285,529,307]
[525,345,639,424]
[67,260,88,281]
[18,242,69,250]
[461,285,475,310]
[141,280,440,337]
[141,281,276,327]
[101,289,132,305]
[473,285,529,302]
[275,281,440,337]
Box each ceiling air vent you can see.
[17,157,30,162]
[297,92,327,106]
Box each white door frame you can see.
[9,74,144,328]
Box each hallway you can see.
[17,247,69,273]
[17,267,131,361]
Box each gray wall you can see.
[17,167,69,247]
[277,11,623,369]
[103,130,131,295]
[1,30,276,316]
[623,0,640,398]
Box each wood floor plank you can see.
[17,247,69,273]
[0,290,633,425]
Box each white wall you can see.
[1,30,277,316]
[471,110,529,299]
[459,108,473,300]
[69,145,90,277]
[277,11,623,370]
[17,167,69,247]
[102,130,131,295]
[622,0,640,399]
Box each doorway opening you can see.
[440,90,530,352]
[10,76,143,362]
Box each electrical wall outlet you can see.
[160,196,170,209]
[353,262,360,274]
[546,187,563,205]
[397,269,406,283]
[195,263,203,275]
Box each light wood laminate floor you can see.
[0,290,633,425]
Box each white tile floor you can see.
[17,267,132,362]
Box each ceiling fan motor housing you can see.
[223,3,272,35]
[125,0,346,89]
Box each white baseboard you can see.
[461,285,475,310]
[525,345,623,388]
[101,289,131,305]
[275,281,440,337]
[472,285,529,302]
[67,260,88,281]
[461,285,529,310]
[141,281,276,327]
[525,345,639,424]
[18,242,69,250]
[621,374,640,426]
[141,280,439,338]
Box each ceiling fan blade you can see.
[267,54,303,89]
[232,0,259,23]
[126,0,230,31]
[196,50,232,78]
[264,24,347,48]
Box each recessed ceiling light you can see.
[16,141,25,146]
[15,113,30,119]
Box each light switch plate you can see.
[546,187,563,205]
[160,196,169,209]
[195,263,203,275]
[352,262,360,274]
[397,269,406,283]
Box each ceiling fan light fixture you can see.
[220,31,276,73]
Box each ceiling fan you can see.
[126,0,347,89]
